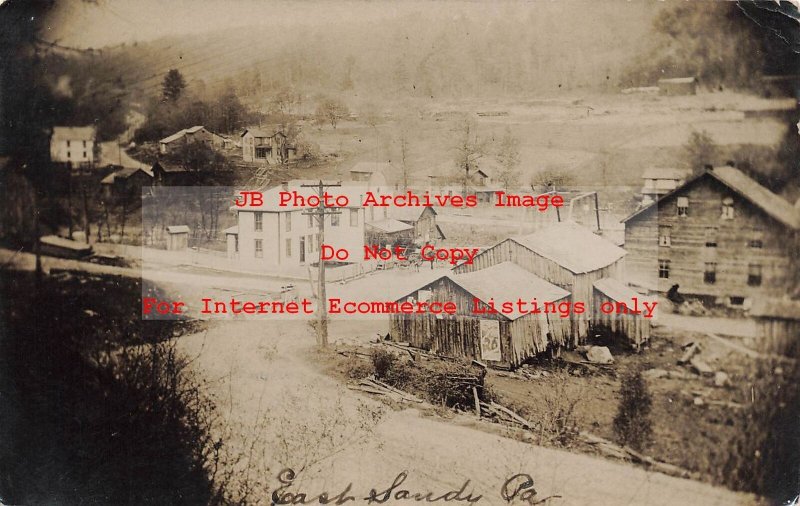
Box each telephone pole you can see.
[301,180,341,347]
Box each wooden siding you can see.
[755,318,800,357]
[453,238,624,344]
[591,288,651,349]
[625,176,795,302]
[389,276,572,367]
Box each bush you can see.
[613,370,653,451]
[371,349,397,379]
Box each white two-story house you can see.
[50,126,97,168]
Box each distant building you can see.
[227,181,365,269]
[623,166,800,308]
[240,128,296,164]
[658,77,697,96]
[151,160,193,185]
[100,166,154,198]
[389,206,445,244]
[641,167,690,206]
[365,218,415,249]
[159,126,226,154]
[50,126,96,167]
[348,161,390,189]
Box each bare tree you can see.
[452,116,487,195]
[495,127,521,190]
[315,96,349,129]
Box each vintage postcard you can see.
[1,1,799,504]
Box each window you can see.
[234,235,239,253]
[67,151,71,158]
[748,228,763,249]
[350,209,359,227]
[285,212,292,232]
[82,151,87,158]
[255,147,269,159]
[748,264,762,286]
[315,233,320,251]
[67,140,71,147]
[254,239,263,258]
[370,207,375,221]
[82,140,86,148]
[658,226,671,247]
[331,209,340,227]
[285,238,292,257]
[658,259,670,279]
[729,296,745,306]
[704,262,716,284]
[721,197,735,220]
[308,213,315,228]
[704,227,717,248]
[254,212,263,232]
[677,197,689,217]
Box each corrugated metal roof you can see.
[750,298,800,320]
[513,222,626,274]
[366,218,413,233]
[451,262,570,320]
[52,126,96,141]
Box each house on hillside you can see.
[240,128,297,164]
[623,166,800,308]
[226,181,365,269]
[50,126,97,168]
[100,166,154,198]
[151,160,193,185]
[389,206,445,244]
[658,77,697,95]
[390,261,572,367]
[641,167,690,206]
[453,222,628,344]
[349,161,390,188]
[159,126,226,154]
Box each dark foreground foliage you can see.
[0,271,233,505]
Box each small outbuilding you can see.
[365,218,415,249]
[750,298,800,357]
[592,278,654,349]
[166,225,190,251]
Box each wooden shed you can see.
[592,278,653,349]
[750,298,800,357]
[454,222,626,345]
[390,261,572,368]
[166,225,190,251]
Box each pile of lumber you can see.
[579,432,697,480]
[478,401,537,431]
[348,377,423,403]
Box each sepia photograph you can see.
[1,0,800,504]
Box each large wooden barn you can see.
[623,166,800,309]
[453,223,627,344]
[389,262,572,367]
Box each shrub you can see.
[613,370,653,451]
[371,349,397,379]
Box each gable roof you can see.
[366,218,413,234]
[240,127,287,138]
[624,167,800,229]
[394,261,569,321]
[100,166,153,184]
[593,278,654,307]
[390,206,436,223]
[52,126,96,141]
[512,222,626,274]
[185,125,205,134]
[160,129,187,144]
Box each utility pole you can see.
[301,180,342,347]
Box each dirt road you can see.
[176,319,755,506]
